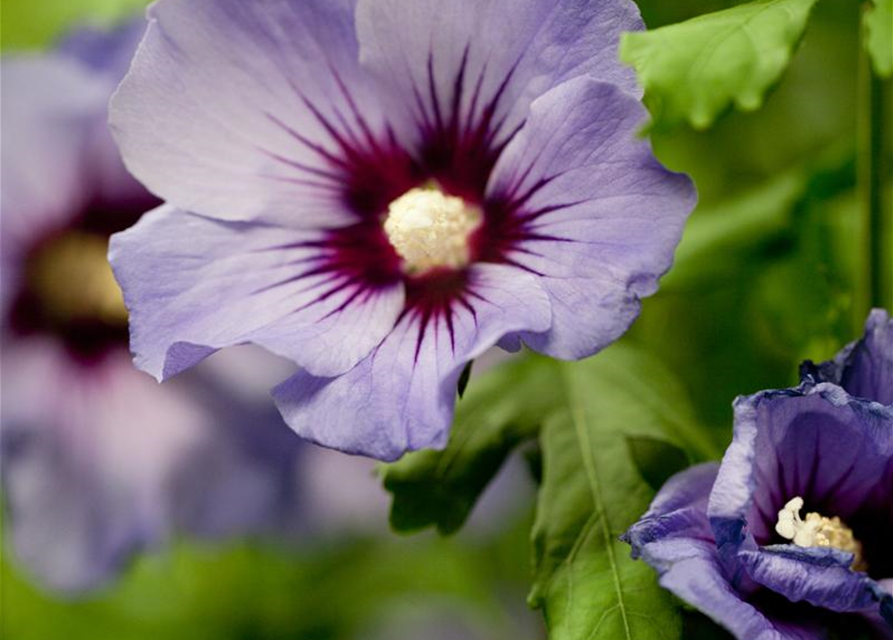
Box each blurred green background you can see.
[0,0,876,638]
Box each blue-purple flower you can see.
[0,22,305,593]
[108,0,696,461]
[624,310,893,639]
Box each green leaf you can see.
[528,345,702,640]
[620,0,818,131]
[383,354,561,534]
[864,0,892,77]
[383,344,718,638]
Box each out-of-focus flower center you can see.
[383,187,482,275]
[27,232,128,326]
[775,496,866,571]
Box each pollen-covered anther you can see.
[383,187,483,274]
[775,496,866,571]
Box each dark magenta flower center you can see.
[9,194,159,360]
[264,52,573,345]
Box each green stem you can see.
[858,3,893,321]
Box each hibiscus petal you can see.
[272,263,550,461]
[109,204,405,380]
[802,309,893,406]
[645,540,826,640]
[59,19,158,210]
[739,545,893,621]
[1,55,109,284]
[624,463,719,553]
[110,0,385,226]
[487,77,695,359]
[355,0,642,151]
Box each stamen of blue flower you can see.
[775,496,866,571]
[383,187,482,274]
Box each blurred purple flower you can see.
[624,310,893,639]
[0,22,305,594]
[108,0,696,461]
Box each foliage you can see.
[2,0,888,639]
[526,353,701,640]
[620,0,818,131]
[385,343,717,639]
[1,522,537,640]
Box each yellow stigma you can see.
[775,497,866,571]
[28,232,127,325]
[383,187,482,274]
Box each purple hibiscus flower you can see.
[0,22,305,593]
[624,310,893,639]
[108,0,696,461]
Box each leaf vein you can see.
[561,364,632,640]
